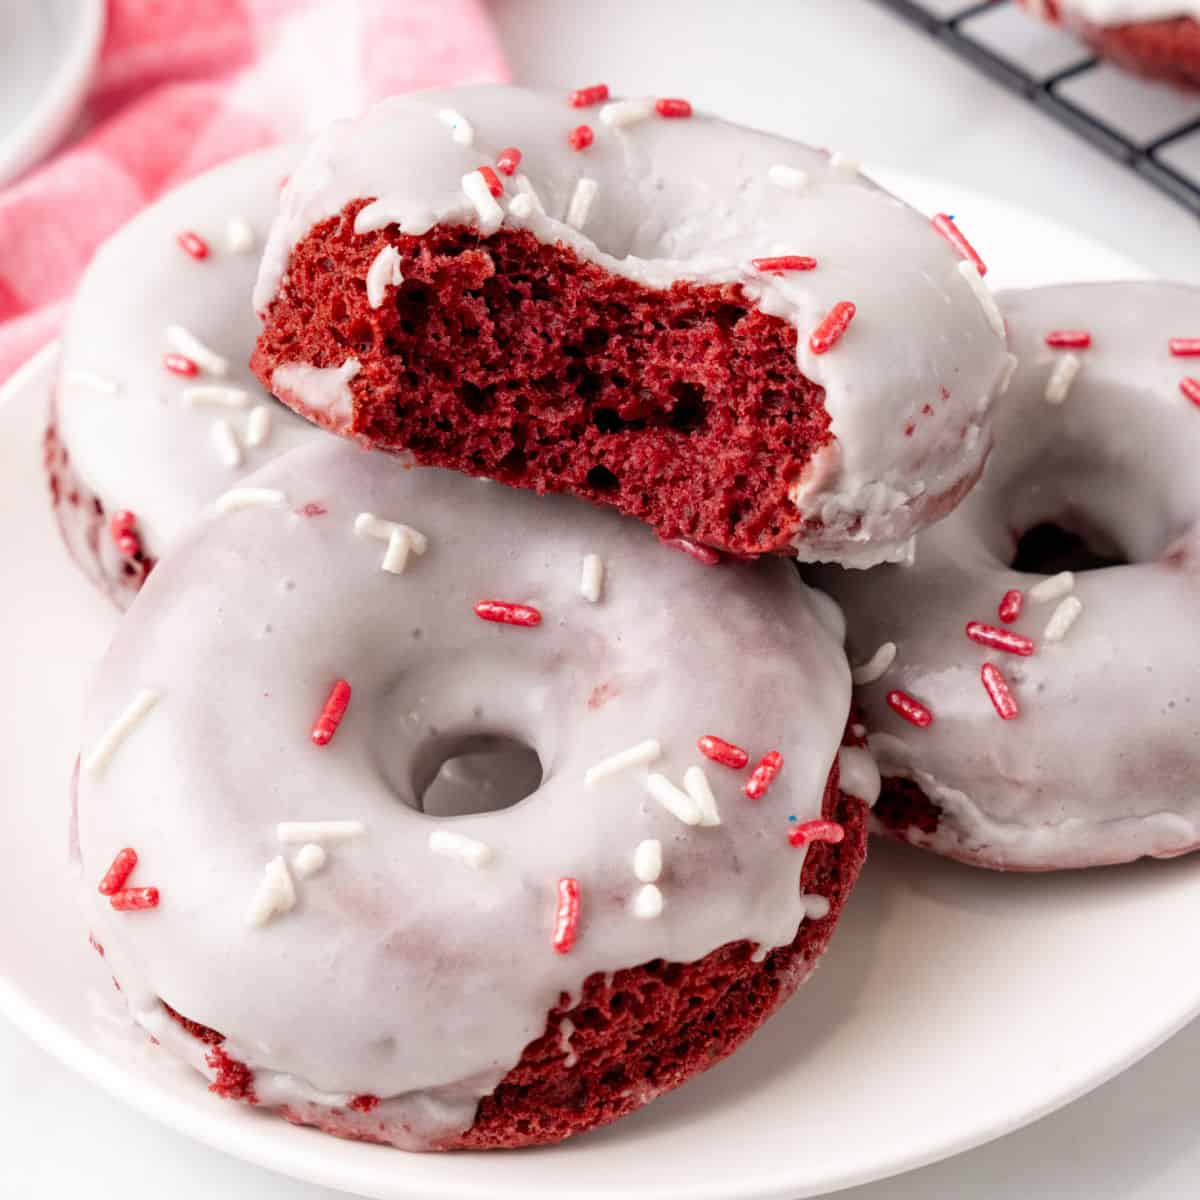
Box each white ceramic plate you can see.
[0,0,105,186]
[3,174,1197,1200]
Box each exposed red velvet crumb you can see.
[872,775,942,839]
[348,1094,381,1113]
[206,1046,258,1103]
[252,216,833,557]
[152,765,866,1150]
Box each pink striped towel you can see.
[0,0,508,381]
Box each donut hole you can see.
[411,733,543,817]
[1010,519,1129,575]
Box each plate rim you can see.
[0,0,107,187]
[2,175,1189,1200]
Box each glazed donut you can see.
[46,146,317,608]
[1019,1,1200,89]
[251,84,1009,567]
[75,438,870,1150]
[810,281,1200,871]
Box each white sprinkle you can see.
[584,738,661,786]
[508,193,535,220]
[166,324,228,376]
[226,217,255,253]
[182,385,250,409]
[245,405,272,448]
[632,883,664,920]
[354,512,428,573]
[768,163,809,191]
[211,418,242,468]
[461,170,503,236]
[83,689,160,775]
[957,261,1005,340]
[579,553,604,603]
[830,152,859,174]
[64,368,119,394]
[438,107,474,146]
[245,857,296,927]
[293,843,327,877]
[851,641,897,686]
[513,174,544,212]
[850,722,867,739]
[1029,571,1075,603]
[366,245,404,309]
[599,98,654,128]
[683,765,721,827]
[646,773,703,826]
[997,353,1019,395]
[633,839,662,883]
[215,487,287,512]
[429,830,494,869]
[277,820,365,844]
[802,894,831,920]
[1043,594,1083,643]
[566,177,598,231]
[838,745,882,805]
[1044,353,1081,405]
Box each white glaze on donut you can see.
[811,282,1200,869]
[55,147,318,571]
[76,440,851,1145]
[1043,0,1200,25]
[254,85,1009,568]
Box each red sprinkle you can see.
[981,662,1019,720]
[661,536,722,566]
[176,231,209,260]
[787,819,845,849]
[1180,377,1200,407]
[751,255,818,274]
[552,877,581,954]
[998,589,1024,624]
[744,750,783,800]
[477,165,503,198]
[110,887,159,912]
[887,690,933,728]
[311,678,352,746]
[809,301,857,355]
[931,213,987,277]
[1169,338,1200,357]
[568,124,594,151]
[965,620,1035,657]
[475,600,543,627]
[163,352,198,377]
[655,98,693,118]
[496,146,522,176]
[569,83,609,108]
[1044,329,1092,349]
[697,735,750,770]
[99,848,138,896]
[109,509,141,558]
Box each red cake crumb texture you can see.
[252,215,833,558]
[146,771,866,1150]
[1021,1,1200,89]
[44,421,155,606]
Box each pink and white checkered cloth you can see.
[0,0,507,381]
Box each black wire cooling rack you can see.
[872,0,1200,216]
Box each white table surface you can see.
[5,1,1200,1196]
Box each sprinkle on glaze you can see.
[293,844,327,877]
[1043,595,1084,643]
[84,689,160,775]
[277,820,365,844]
[1029,571,1075,603]
[632,839,662,883]
[215,487,288,512]
[851,641,897,685]
[429,830,494,869]
[683,765,722,827]
[646,772,704,826]
[166,324,229,376]
[1045,353,1082,404]
[584,738,662,785]
[579,553,604,602]
[245,857,296,927]
[632,883,664,919]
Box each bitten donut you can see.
[251,84,1009,567]
[811,282,1200,871]
[46,146,316,608]
[1019,1,1200,89]
[74,439,869,1150]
